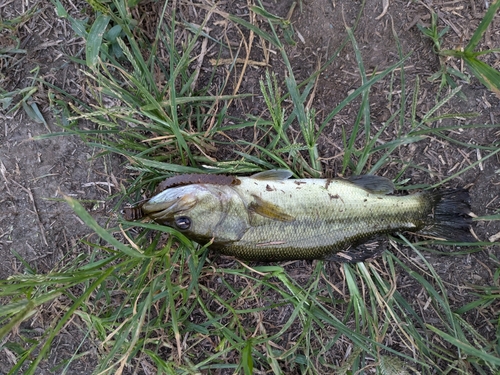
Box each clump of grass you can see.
[418,0,500,99]
[1,0,499,374]
[44,0,269,215]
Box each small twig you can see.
[208,57,268,67]
[0,158,12,195]
[225,0,257,107]
[306,56,322,110]
[376,0,389,20]
[81,181,115,188]
[10,179,49,247]
[191,36,209,91]
[489,231,500,243]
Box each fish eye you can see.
[175,216,191,230]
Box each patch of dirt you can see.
[0,0,118,279]
[1,0,499,373]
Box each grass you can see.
[0,4,49,130]
[1,0,499,374]
[418,0,500,99]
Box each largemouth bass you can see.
[125,170,473,262]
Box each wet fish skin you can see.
[140,170,472,262]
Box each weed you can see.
[418,0,500,99]
[0,6,48,129]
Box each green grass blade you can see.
[474,213,500,221]
[227,14,282,48]
[63,195,147,258]
[242,338,254,375]
[464,57,500,98]
[426,324,500,366]
[465,0,500,53]
[86,14,110,68]
[24,267,115,375]
[0,300,36,340]
[319,55,408,135]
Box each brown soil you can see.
[1,0,499,373]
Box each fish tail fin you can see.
[421,189,474,242]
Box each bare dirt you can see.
[1,0,499,373]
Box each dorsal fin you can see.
[348,175,394,194]
[251,169,293,181]
[155,174,239,193]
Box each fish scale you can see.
[215,178,429,260]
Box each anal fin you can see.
[325,237,388,263]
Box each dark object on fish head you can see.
[123,205,145,221]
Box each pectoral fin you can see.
[248,195,295,222]
[348,175,394,194]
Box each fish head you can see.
[141,184,245,243]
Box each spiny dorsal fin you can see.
[348,175,394,194]
[155,174,239,193]
[250,169,293,181]
[248,195,295,222]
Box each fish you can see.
[124,170,473,262]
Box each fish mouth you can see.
[142,193,197,222]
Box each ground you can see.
[0,0,499,373]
